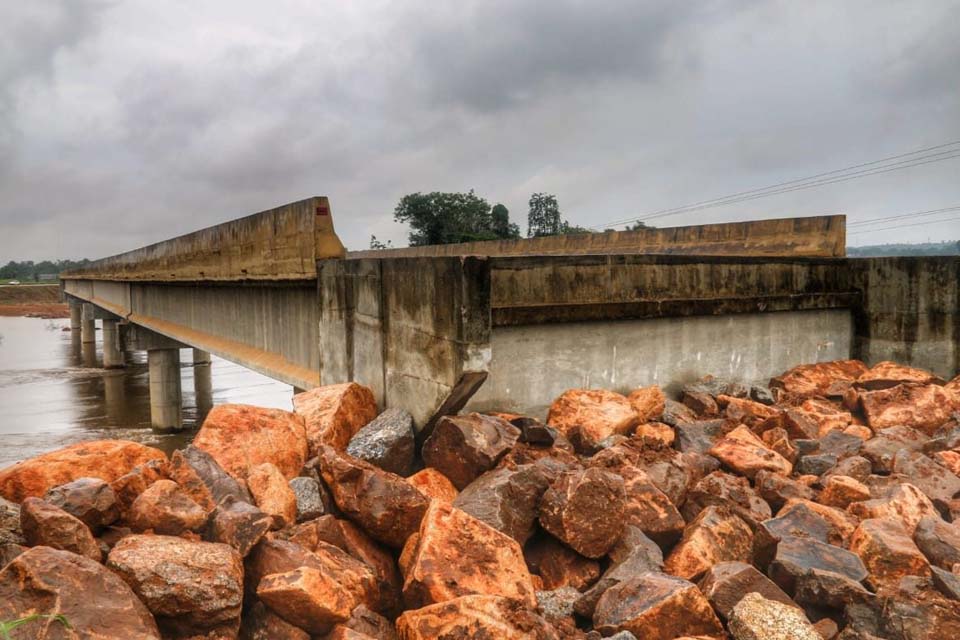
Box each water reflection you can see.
[0,317,296,467]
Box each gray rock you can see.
[346,407,416,476]
[0,497,23,546]
[535,586,580,621]
[796,453,838,476]
[931,565,960,601]
[180,445,252,504]
[45,477,119,532]
[728,592,820,640]
[750,385,775,405]
[288,476,325,523]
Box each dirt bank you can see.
[0,285,67,318]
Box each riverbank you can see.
[0,284,68,318]
[1,358,959,638]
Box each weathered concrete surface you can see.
[469,310,852,415]
[61,196,344,282]
[851,257,960,379]
[349,214,846,259]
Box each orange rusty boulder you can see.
[664,505,753,581]
[592,573,723,640]
[421,413,520,490]
[406,468,458,504]
[709,424,793,479]
[292,382,378,454]
[849,517,930,591]
[127,479,207,535]
[247,462,298,529]
[107,534,244,638]
[0,546,160,639]
[194,404,308,480]
[318,446,430,548]
[628,385,666,423]
[847,483,938,534]
[856,361,945,390]
[20,497,102,562]
[0,439,167,503]
[524,533,601,591]
[539,467,627,559]
[257,563,370,635]
[395,594,559,640]
[402,501,537,608]
[547,388,640,453]
[769,359,868,399]
[859,383,954,434]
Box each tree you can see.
[626,221,653,230]
[527,193,563,237]
[369,235,393,250]
[393,190,519,246]
[491,204,520,240]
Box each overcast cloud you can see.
[1,0,959,259]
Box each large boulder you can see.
[289,476,326,523]
[318,446,430,548]
[524,534,601,591]
[698,561,797,621]
[292,382,378,454]
[206,495,273,557]
[768,536,868,595]
[193,404,308,480]
[453,462,555,544]
[406,468,459,504]
[0,546,160,639]
[709,425,792,479]
[727,592,820,640]
[395,594,560,639]
[421,413,520,490]
[575,526,665,619]
[171,445,252,506]
[547,389,639,452]
[20,497,101,562]
[914,515,960,570]
[43,477,119,532]
[127,479,207,535]
[247,462,298,529]
[0,440,167,502]
[346,407,416,476]
[664,505,753,581]
[402,501,537,609]
[628,385,666,423]
[592,573,723,640]
[768,359,868,399]
[847,482,939,534]
[110,459,171,519]
[856,361,944,390]
[859,383,954,434]
[107,534,244,638]
[538,467,626,559]
[849,517,931,590]
[0,496,22,545]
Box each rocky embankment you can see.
[1,361,960,639]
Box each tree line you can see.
[0,259,92,282]
[371,191,650,248]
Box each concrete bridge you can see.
[61,196,960,433]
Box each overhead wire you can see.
[593,140,960,230]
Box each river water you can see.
[0,316,295,468]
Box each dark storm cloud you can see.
[410,0,723,111]
[0,0,958,260]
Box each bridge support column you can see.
[148,348,183,432]
[80,303,96,344]
[69,302,82,333]
[102,319,124,369]
[193,349,213,420]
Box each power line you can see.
[848,210,960,235]
[594,140,960,229]
[847,205,960,227]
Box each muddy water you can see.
[0,316,295,467]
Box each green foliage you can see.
[491,204,521,240]
[1,614,72,639]
[626,221,653,230]
[369,235,393,250]
[0,259,91,282]
[526,193,564,237]
[393,191,519,246]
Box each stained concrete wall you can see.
[349,215,846,260]
[851,257,959,379]
[60,196,344,282]
[319,256,491,429]
[468,309,853,417]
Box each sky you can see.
[1,0,959,260]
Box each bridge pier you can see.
[102,319,124,369]
[193,349,213,419]
[148,348,183,432]
[80,303,96,344]
[69,301,82,333]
